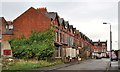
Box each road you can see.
[50,58,110,72]
[15,58,111,72]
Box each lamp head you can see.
[103,22,107,24]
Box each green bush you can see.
[9,26,55,60]
[78,46,89,59]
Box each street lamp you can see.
[103,22,112,67]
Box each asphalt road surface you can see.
[57,58,109,70]
[50,58,110,72]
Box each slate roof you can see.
[79,32,82,36]
[69,25,73,32]
[0,17,2,19]
[76,30,79,34]
[73,28,76,33]
[44,12,57,21]
[0,17,2,23]
[59,18,64,24]
[65,21,69,27]
[69,25,73,29]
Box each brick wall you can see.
[13,7,51,38]
[2,34,13,41]
[91,41,107,53]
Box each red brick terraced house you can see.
[91,40,107,58]
[0,7,107,61]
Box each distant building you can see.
[91,40,107,57]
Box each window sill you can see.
[55,57,62,58]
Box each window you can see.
[102,49,103,52]
[6,24,13,30]
[104,49,106,52]
[55,47,59,57]
[74,31,75,34]
[60,33,62,42]
[62,34,64,43]
[102,45,105,48]
[94,49,98,52]
[65,35,67,43]
[95,45,97,48]
[56,32,57,42]
[6,25,8,29]
[65,24,67,28]
[60,47,62,57]
[70,37,71,45]
[56,32,59,42]
[9,25,13,30]
[68,36,69,46]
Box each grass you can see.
[2,59,64,71]
[2,62,55,70]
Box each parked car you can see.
[96,56,101,59]
[111,54,118,61]
[102,56,106,58]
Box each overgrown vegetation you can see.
[9,26,55,60]
[78,46,89,60]
[2,58,64,71]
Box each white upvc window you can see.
[56,32,57,42]
[9,25,13,30]
[94,49,98,52]
[102,44,105,48]
[104,49,106,52]
[102,49,103,52]
[95,45,97,48]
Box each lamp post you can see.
[103,22,112,67]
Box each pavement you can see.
[57,58,110,71]
[0,58,2,72]
[108,60,120,72]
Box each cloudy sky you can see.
[0,0,119,51]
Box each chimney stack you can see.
[98,40,100,42]
[37,7,47,13]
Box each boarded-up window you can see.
[4,50,11,55]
